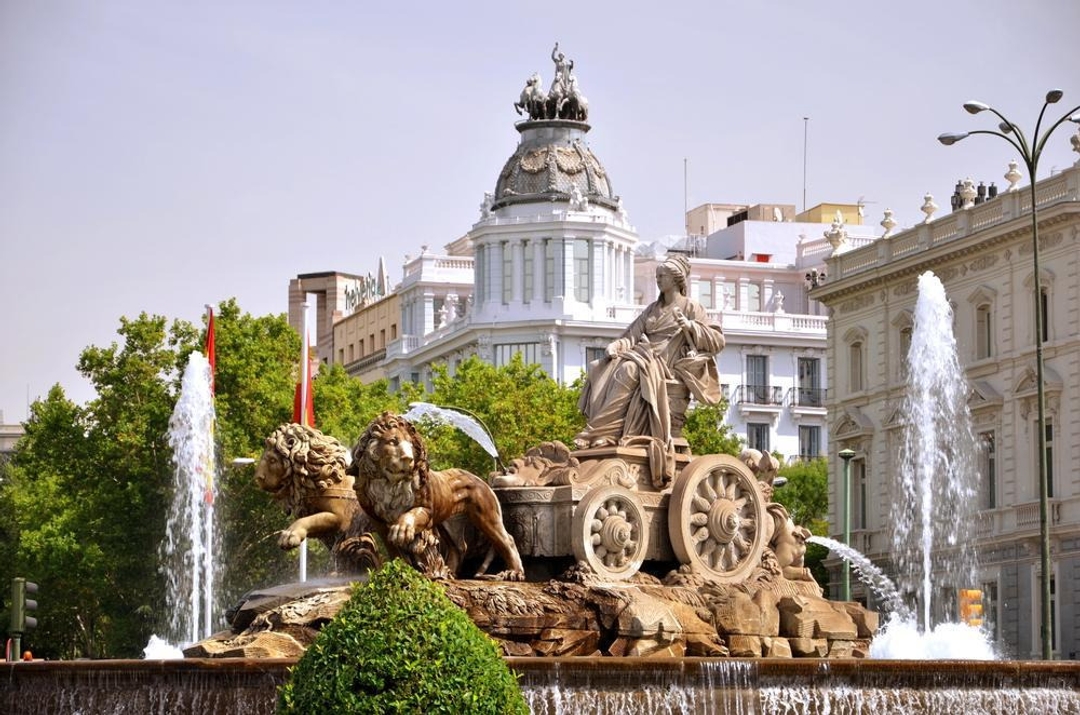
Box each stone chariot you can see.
[493,440,770,583]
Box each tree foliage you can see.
[404,355,584,476]
[774,457,831,588]
[278,559,528,715]
[681,401,742,457]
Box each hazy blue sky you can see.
[2,1,1078,421]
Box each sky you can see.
[1,0,1079,422]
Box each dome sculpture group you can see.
[492,44,618,213]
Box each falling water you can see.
[153,352,220,653]
[807,536,909,619]
[890,272,980,631]
[403,401,499,461]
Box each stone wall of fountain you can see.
[4,658,1079,714]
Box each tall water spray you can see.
[159,352,220,648]
[890,271,980,630]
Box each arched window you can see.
[975,304,993,359]
[843,327,868,394]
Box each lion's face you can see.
[363,422,417,483]
[255,445,290,495]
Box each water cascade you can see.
[807,536,909,619]
[151,352,220,655]
[891,272,980,629]
[402,401,500,462]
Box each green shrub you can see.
[277,559,528,714]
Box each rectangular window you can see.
[574,239,591,303]
[975,305,993,359]
[747,423,770,452]
[523,241,533,304]
[747,283,762,311]
[899,327,912,380]
[379,329,386,349]
[390,324,398,340]
[585,347,606,365]
[979,431,996,509]
[854,459,868,529]
[494,343,541,368]
[849,342,864,393]
[797,357,822,406]
[545,239,556,301]
[339,347,346,364]
[368,334,375,353]
[982,580,999,643]
[502,242,514,304]
[799,425,821,460]
[746,355,769,403]
[721,281,737,310]
[697,280,714,309]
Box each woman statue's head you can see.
[657,255,691,295]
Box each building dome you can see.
[491,120,616,212]
[491,44,618,213]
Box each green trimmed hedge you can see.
[277,559,528,714]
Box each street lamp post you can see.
[939,90,1080,660]
[839,448,855,602]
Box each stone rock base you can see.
[188,570,878,660]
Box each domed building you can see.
[371,46,641,388]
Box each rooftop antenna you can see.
[802,117,809,213]
[683,157,688,235]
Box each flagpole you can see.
[298,301,309,583]
[203,304,216,639]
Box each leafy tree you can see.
[312,364,404,445]
[774,457,830,587]
[278,559,528,715]
[681,401,742,457]
[773,458,829,534]
[208,300,320,603]
[405,355,584,476]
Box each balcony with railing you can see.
[788,386,828,418]
[735,383,784,420]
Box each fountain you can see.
[5,50,1080,715]
[146,350,221,657]
[891,271,980,629]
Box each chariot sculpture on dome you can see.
[513,43,589,122]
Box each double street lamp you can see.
[939,90,1080,660]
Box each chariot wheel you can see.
[667,454,768,583]
[571,485,649,581]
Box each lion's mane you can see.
[263,423,350,516]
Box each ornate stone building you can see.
[813,159,1080,658]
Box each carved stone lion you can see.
[256,423,377,573]
[348,412,525,581]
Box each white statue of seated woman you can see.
[575,255,725,481]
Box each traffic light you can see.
[958,588,983,627]
[9,577,38,634]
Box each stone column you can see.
[511,238,525,304]
[533,238,546,303]
[491,241,505,306]
[422,290,435,335]
[562,237,575,300]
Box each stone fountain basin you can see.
[3,657,1078,714]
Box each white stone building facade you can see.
[813,161,1080,659]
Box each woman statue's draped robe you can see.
[576,294,725,484]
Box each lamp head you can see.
[998,121,1014,134]
[839,448,856,461]
[1045,89,1064,104]
[1069,113,1080,124]
[963,101,990,115]
[938,132,969,146]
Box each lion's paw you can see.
[278,530,304,550]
